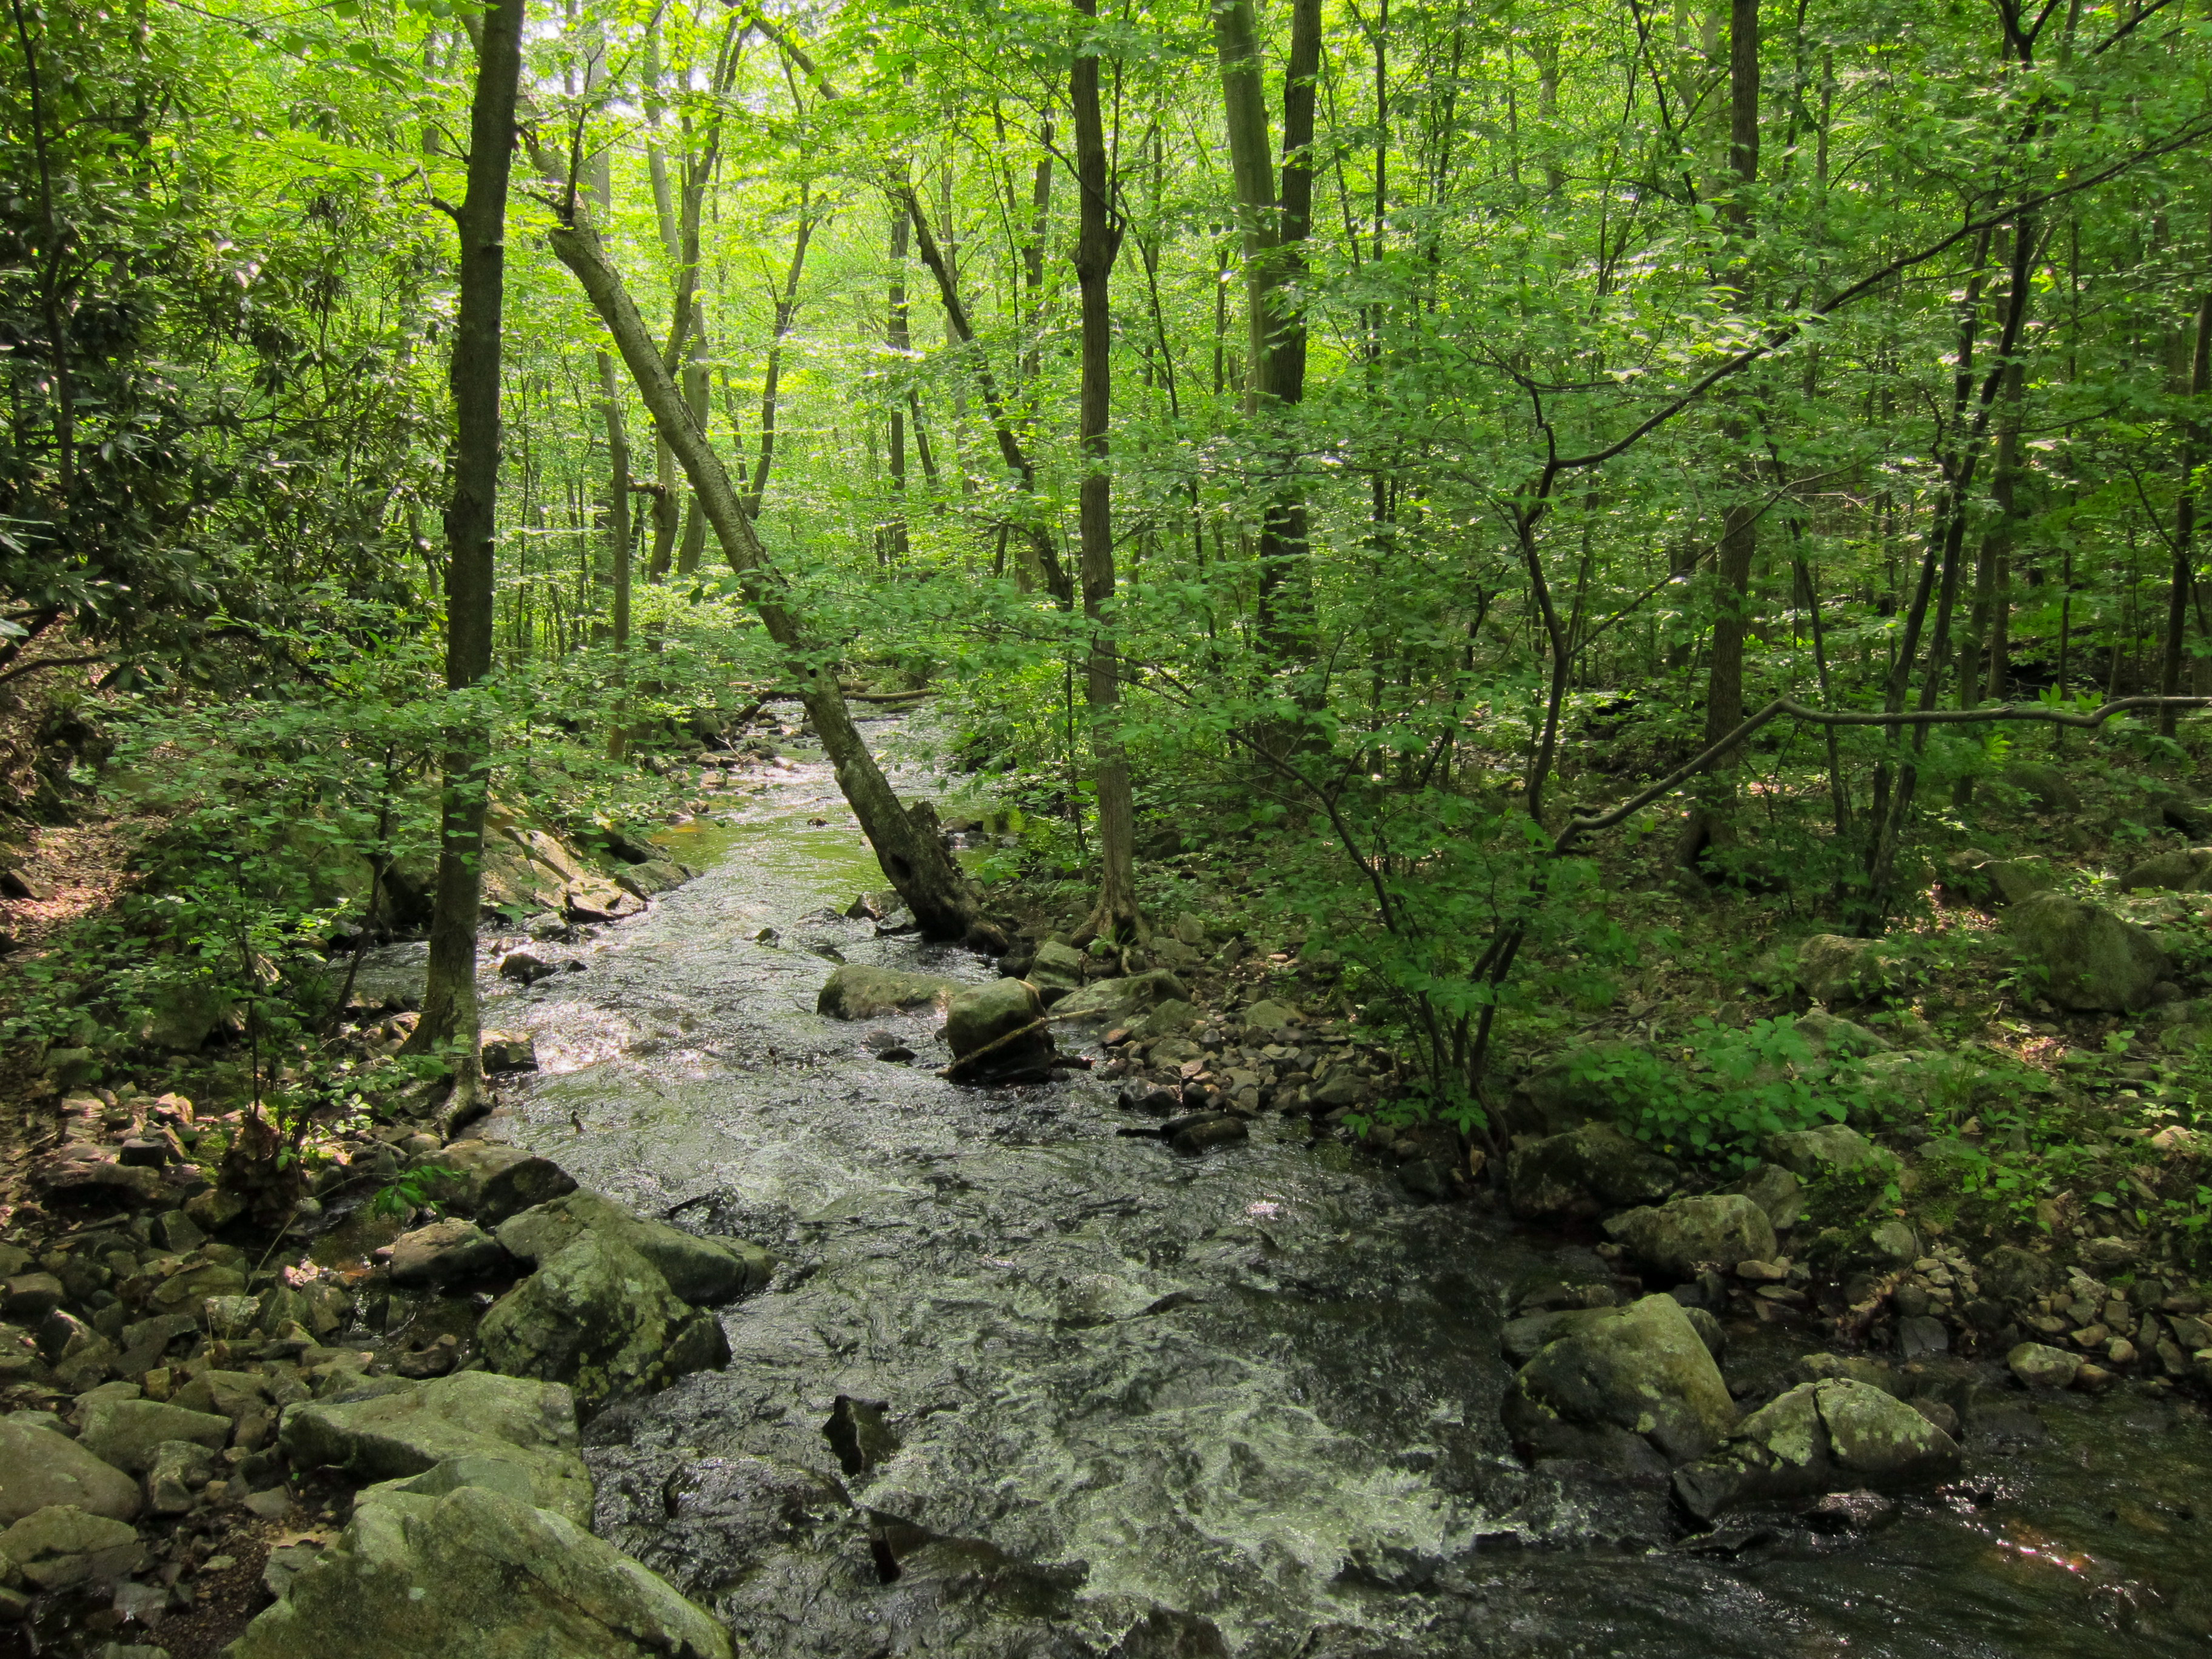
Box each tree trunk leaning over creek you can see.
[541,200,982,940]
[405,0,528,1098]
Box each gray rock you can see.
[225,1483,731,1659]
[418,1140,577,1227]
[1123,998,1199,1042]
[1508,1122,1678,1218]
[1500,1295,1737,1472]
[477,1234,729,1410]
[2116,847,2212,893]
[1053,970,1191,1025]
[1672,1379,1961,1520]
[76,1398,230,1473]
[2008,1341,2082,1389]
[3,1273,65,1321]
[1723,1164,1803,1230]
[387,1220,512,1290]
[1791,935,1905,1005]
[1945,849,2059,907]
[1602,1194,1778,1280]
[0,1416,141,1524]
[169,1368,271,1422]
[1867,1218,1918,1264]
[145,1438,218,1515]
[813,964,954,1021]
[1761,1124,1887,1178]
[278,1371,592,1526]
[0,1504,145,1590]
[1791,1011,1894,1057]
[2005,892,2168,1013]
[1027,940,1087,992]
[1897,1314,1949,1358]
[615,857,691,899]
[941,979,1050,1068]
[495,1191,768,1307]
[1980,1245,2053,1305]
[1240,1000,1299,1037]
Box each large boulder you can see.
[225,1482,731,1659]
[1603,1193,1777,1280]
[942,978,1051,1071]
[1508,1122,1679,1219]
[278,1371,593,1525]
[814,964,954,1021]
[1051,970,1190,1026]
[76,1397,230,1473]
[2116,847,2212,894]
[477,1233,729,1409]
[2005,892,2168,1013]
[0,1416,141,1524]
[1791,935,1905,1006]
[1026,940,1088,999]
[1943,850,2059,908]
[0,1504,145,1591]
[418,1141,577,1227]
[1671,1378,1961,1520]
[387,1220,512,1290]
[1500,1295,1736,1472]
[495,1190,768,1306]
[1760,1124,1887,1179]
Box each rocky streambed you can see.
[7,716,2212,1657]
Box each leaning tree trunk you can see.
[541,201,981,939]
[1071,0,1140,942]
[406,0,527,1101]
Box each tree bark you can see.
[744,193,814,519]
[881,202,912,566]
[2162,275,2212,731]
[1071,0,1139,940]
[540,197,981,938]
[1678,0,1760,873]
[406,0,527,1095]
[1212,0,1321,682]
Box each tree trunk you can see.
[540,199,982,939]
[745,193,814,520]
[406,0,527,1099]
[1212,0,1321,685]
[882,203,912,566]
[1071,0,1139,941]
[590,144,634,757]
[2162,264,2212,733]
[1678,0,1760,874]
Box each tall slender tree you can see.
[404,0,528,1107]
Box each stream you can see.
[453,713,2212,1658]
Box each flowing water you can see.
[460,715,2212,1658]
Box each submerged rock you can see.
[226,1482,731,1659]
[1671,1378,1960,1520]
[477,1233,729,1410]
[1602,1194,1777,1281]
[2005,892,2168,1013]
[1500,1294,1737,1472]
[815,964,954,1021]
[1508,1122,1679,1218]
[279,1371,594,1525]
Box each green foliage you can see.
[1564,1016,1869,1170]
[372,1162,458,1220]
